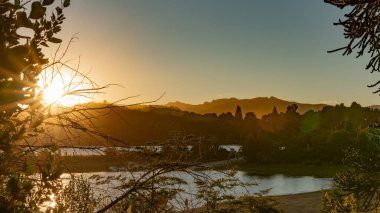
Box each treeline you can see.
[81,102,380,164]
[244,102,379,164]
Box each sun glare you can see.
[41,77,65,105]
[37,69,90,107]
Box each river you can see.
[60,170,332,210]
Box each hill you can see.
[166,97,328,118]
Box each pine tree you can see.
[235,105,243,120]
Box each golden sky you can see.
[53,0,378,106]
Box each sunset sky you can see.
[56,0,379,106]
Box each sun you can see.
[40,76,65,105]
[37,69,90,107]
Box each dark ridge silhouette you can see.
[22,99,380,165]
[166,96,328,118]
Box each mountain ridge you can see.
[165,96,328,118]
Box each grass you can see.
[237,162,343,178]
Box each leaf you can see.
[0,2,15,14]
[6,175,20,194]
[56,6,62,15]
[127,205,132,213]
[46,31,53,38]
[53,26,61,33]
[16,11,33,28]
[63,0,70,7]
[40,42,49,47]
[22,180,33,191]
[29,2,46,19]
[23,159,35,176]
[48,37,62,43]
[42,0,54,6]
[14,0,20,5]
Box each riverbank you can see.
[60,155,343,178]
[238,162,343,178]
[274,191,323,213]
[60,156,243,173]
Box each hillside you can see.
[166,97,328,118]
[27,100,380,164]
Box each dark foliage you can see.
[77,102,380,164]
[325,0,380,94]
[0,0,70,211]
[322,128,380,212]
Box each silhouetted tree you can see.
[272,106,278,114]
[235,105,243,120]
[218,112,234,120]
[324,2,380,209]
[322,129,380,212]
[326,0,380,93]
[286,104,298,114]
[0,0,72,211]
[244,112,257,120]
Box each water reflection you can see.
[59,170,332,210]
[49,194,57,208]
[62,171,332,196]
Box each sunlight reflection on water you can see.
[48,194,57,208]
[59,171,332,210]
